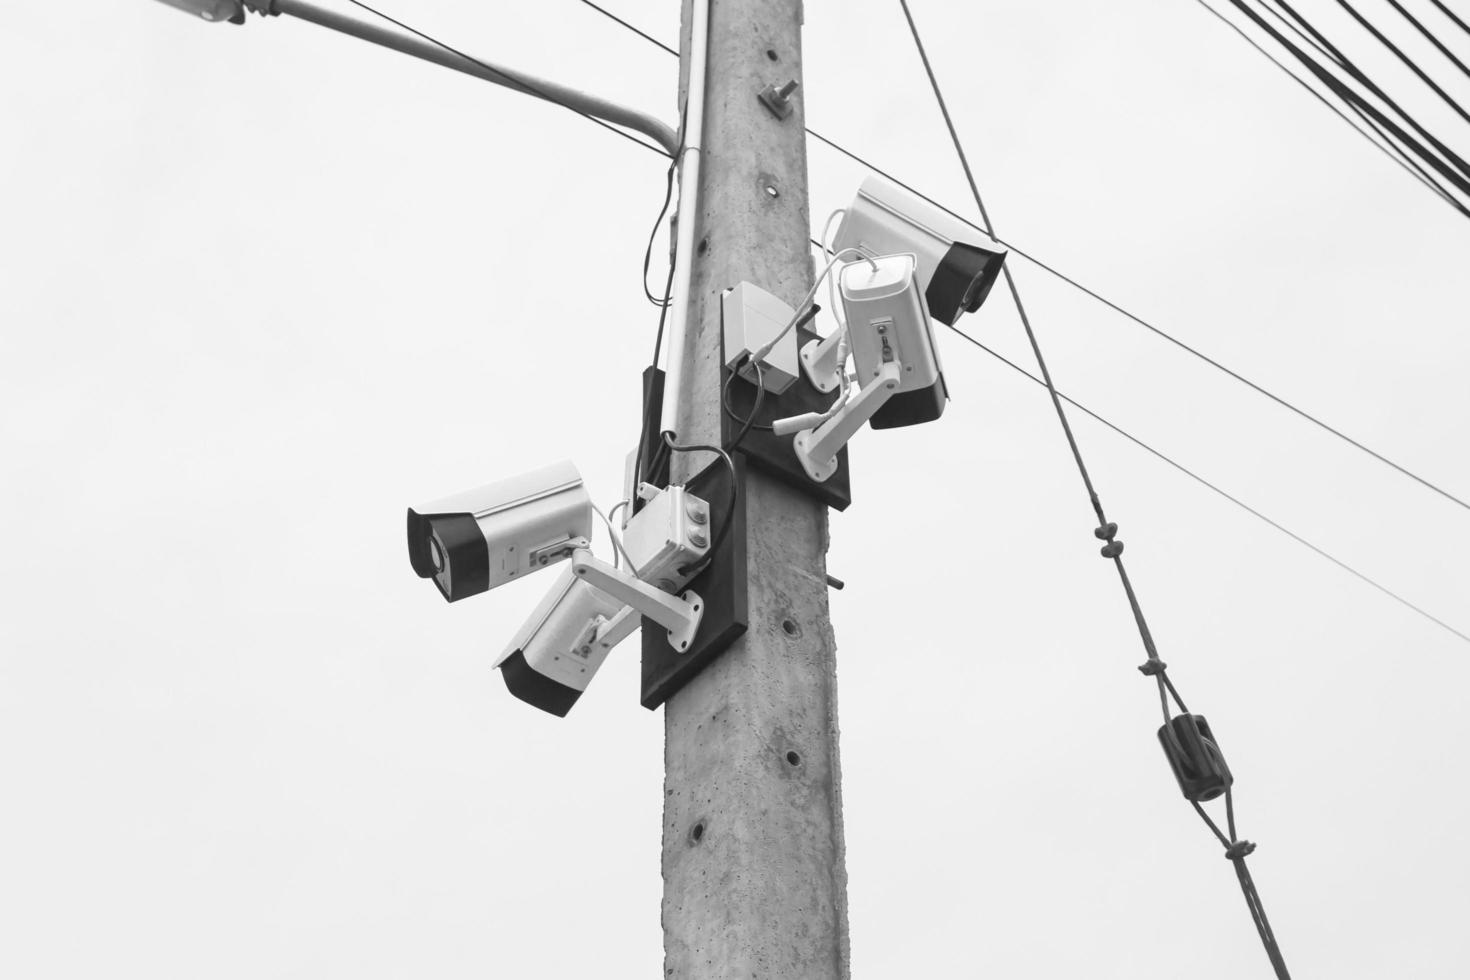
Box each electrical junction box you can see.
[622,485,710,593]
[722,282,799,395]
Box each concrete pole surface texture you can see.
[663,1,850,978]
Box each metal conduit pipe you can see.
[272,0,680,155]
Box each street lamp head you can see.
[152,0,246,24]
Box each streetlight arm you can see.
[267,0,679,155]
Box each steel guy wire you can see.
[899,0,1291,972]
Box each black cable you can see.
[1384,0,1470,82]
[569,0,1470,512]
[1326,0,1470,125]
[338,0,670,157]
[572,0,678,56]
[643,159,678,308]
[898,4,1293,974]
[943,323,1470,645]
[1193,0,1470,213]
[723,355,773,440]
[1428,0,1470,38]
[1256,0,1470,186]
[633,259,679,497]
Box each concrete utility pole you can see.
[662,2,850,978]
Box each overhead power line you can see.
[1192,0,1470,213]
[1228,0,1470,194]
[943,323,1470,647]
[1384,0,1470,82]
[570,0,1470,516]
[1428,0,1470,39]
[897,1,1293,973]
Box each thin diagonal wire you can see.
[1194,0,1469,211]
[573,0,678,55]
[1428,0,1470,38]
[1384,0,1470,81]
[942,323,1470,646]
[340,0,669,156]
[576,0,1470,511]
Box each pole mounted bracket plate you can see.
[640,454,750,709]
[720,289,852,510]
[758,80,799,120]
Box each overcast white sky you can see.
[3,0,1468,977]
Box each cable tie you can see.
[1137,659,1168,676]
[1224,840,1257,860]
[1093,522,1118,541]
[1100,540,1124,559]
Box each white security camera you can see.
[487,481,713,717]
[775,253,941,481]
[494,567,640,717]
[406,460,593,602]
[832,175,1008,326]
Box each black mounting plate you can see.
[640,453,749,710]
[719,307,852,511]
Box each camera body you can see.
[494,568,631,717]
[406,460,592,603]
[840,252,946,429]
[489,482,713,717]
[833,175,1007,326]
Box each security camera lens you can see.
[428,535,445,572]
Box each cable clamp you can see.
[1137,659,1168,677]
[1093,522,1123,557]
[1224,840,1257,861]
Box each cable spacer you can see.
[1094,522,1118,541]
[1137,659,1168,676]
[1100,540,1124,559]
[1224,840,1257,860]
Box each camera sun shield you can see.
[834,175,1008,326]
[407,460,593,603]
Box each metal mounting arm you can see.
[238,0,680,155]
[787,360,903,483]
[571,550,704,654]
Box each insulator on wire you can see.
[1158,714,1234,802]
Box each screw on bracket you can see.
[758,79,800,120]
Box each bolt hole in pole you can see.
[689,821,706,845]
[785,751,801,767]
[766,48,779,61]
[764,184,780,198]
[697,236,709,255]
[781,618,800,637]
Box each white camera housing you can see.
[494,567,639,717]
[407,460,592,602]
[776,254,941,482]
[489,483,713,717]
[833,175,1007,326]
[842,253,946,429]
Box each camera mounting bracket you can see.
[799,331,845,394]
[570,550,705,654]
[787,360,903,483]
